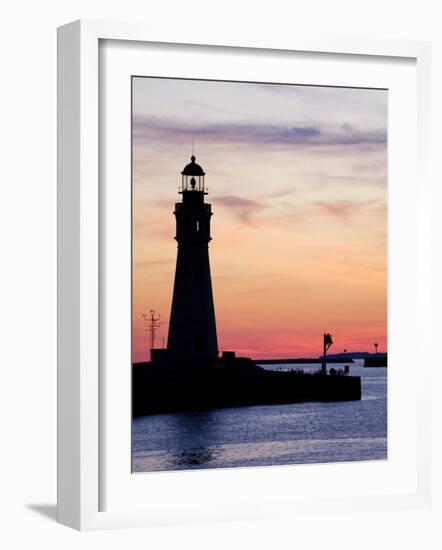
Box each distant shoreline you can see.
[132,353,390,368]
[254,357,354,365]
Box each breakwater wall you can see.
[133,361,361,416]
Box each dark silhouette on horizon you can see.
[132,155,362,415]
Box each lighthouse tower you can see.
[167,155,219,367]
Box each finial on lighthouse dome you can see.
[181,154,206,176]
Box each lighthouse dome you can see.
[181,155,206,176]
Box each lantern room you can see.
[180,155,207,193]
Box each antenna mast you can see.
[142,310,161,361]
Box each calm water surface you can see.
[132,360,387,472]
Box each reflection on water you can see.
[171,447,218,467]
[132,361,387,473]
[168,410,218,468]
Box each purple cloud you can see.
[212,195,266,225]
[133,116,386,149]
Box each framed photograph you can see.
[57,20,432,530]
[131,76,385,473]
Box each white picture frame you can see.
[57,19,433,531]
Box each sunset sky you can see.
[132,77,387,362]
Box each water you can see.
[132,360,387,472]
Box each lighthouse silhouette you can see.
[133,156,362,414]
[166,155,219,367]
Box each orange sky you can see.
[132,78,387,362]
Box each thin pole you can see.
[322,332,333,375]
[142,310,161,361]
[322,333,327,375]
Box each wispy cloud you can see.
[240,199,387,230]
[213,272,286,281]
[211,195,385,229]
[134,258,174,268]
[312,199,385,221]
[133,117,386,149]
[259,186,296,200]
[317,173,386,187]
[212,195,266,225]
[313,200,358,221]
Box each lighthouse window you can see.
[196,221,200,232]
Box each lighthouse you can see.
[133,156,362,414]
[166,155,219,367]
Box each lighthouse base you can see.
[132,360,361,416]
